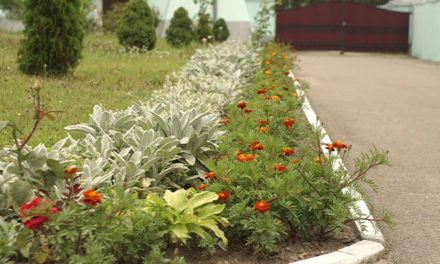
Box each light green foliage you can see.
[166,7,195,47]
[18,0,84,76]
[213,18,230,42]
[193,0,216,16]
[195,13,213,43]
[116,0,157,50]
[145,188,229,245]
[252,0,280,42]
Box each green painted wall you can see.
[410,1,440,62]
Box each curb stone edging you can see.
[288,71,385,264]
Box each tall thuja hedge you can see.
[195,13,213,43]
[18,0,84,76]
[213,18,230,42]
[165,7,194,47]
[116,0,157,50]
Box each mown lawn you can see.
[0,32,197,147]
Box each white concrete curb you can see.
[288,72,385,264]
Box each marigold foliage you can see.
[18,0,84,76]
[116,0,157,50]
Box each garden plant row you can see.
[0,41,391,264]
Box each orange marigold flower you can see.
[64,168,78,175]
[276,218,283,224]
[265,96,271,100]
[283,118,295,128]
[265,70,271,76]
[198,184,207,190]
[213,154,226,160]
[274,164,286,172]
[314,157,325,163]
[259,119,267,125]
[237,102,247,109]
[278,81,282,85]
[260,82,265,86]
[283,65,288,69]
[234,150,243,156]
[249,141,260,147]
[282,147,295,156]
[260,127,267,134]
[251,144,264,152]
[271,84,276,89]
[257,89,266,95]
[236,153,255,162]
[284,56,289,60]
[283,86,289,91]
[290,61,295,65]
[83,190,102,207]
[266,60,271,64]
[292,93,298,97]
[221,118,231,125]
[272,52,277,56]
[272,95,280,100]
[237,140,243,145]
[290,159,301,163]
[244,108,252,113]
[254,201,269,214]
[333,141,347,149]
[204,172,216,180]
[245,154,255,161]
[217,191,229,202]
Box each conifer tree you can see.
[195,13,213,43]
[213,18,230,42]
[116,0,157,50]
[165,7,194,47]
[18,0,84,76]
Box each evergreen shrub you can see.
[165,7,194,47]
[18,0,84,76]
[213,18,230,42]
[195,13,213,43]
[116,0,157,50]
[102,2,127,32]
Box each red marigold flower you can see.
[283,86,289,91]
[64,167,78,175]
[20,197,58,230]
[213,154,226,160]
[82,190,102,207]
[254,201,269,214]
[259,119,267,125]
[283,118,295,128]
[244,108,252,113]
[251,144,264,152]
[198,184,207,190]
[246,154,255,161]
[237,102,247,109]
[257,89,266,95]
[326,143,335,152]
[333,141,347,150]
[217,191,229,202]
[249,141,260,147]
[284,71,290,76]
[237,153,255,162]
[274,164,286,172]
[260,127,267,134]
[237,140,243,145]
[204,172,216,180]
[282,147,295,156]
[276,218,283,224]
[23,216,48,230]
[221,118,231,125]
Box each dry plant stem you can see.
[19,91,41,149]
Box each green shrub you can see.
[195,13,213,43]
[18,0,84,76]
[165,7,194,47]
[213,18,230,42]
[116,0,157,50]
[102,2,127,33]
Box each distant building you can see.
[381,0,440,62]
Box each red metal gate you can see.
[276,2,410,52]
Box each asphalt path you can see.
[295,51,440,264]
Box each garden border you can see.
[288,72,385,264]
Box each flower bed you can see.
[0,41,392,263]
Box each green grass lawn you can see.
[0,32,197,148]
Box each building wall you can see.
[0,17,24,32]
[410,1,440,62]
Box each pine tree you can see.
[18,0,84,76]
[165,7,194,47]
[195,13,213,43]
[213,18,230,42]
[116,0,157,50]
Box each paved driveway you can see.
[296,51,440,264]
